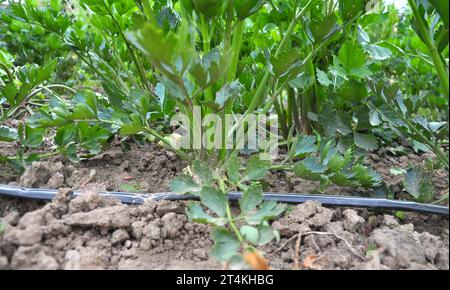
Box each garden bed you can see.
[0,144,448,270]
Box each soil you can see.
[0,144,449,270]
[1,143,187,193]
[0,192,447,270]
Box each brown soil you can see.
[0,191,447,270]
[2,143,187,193]
[0,144,448,270]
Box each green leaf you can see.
[327,154,346,173]
[390,168,407,175]
[239,184,264,214]
[395,211,405,220]
[378,105,406,127]
[245,200,285,225]
[226,154,241,184]
[270,48,302,78]
[119,115,143,135]
[0,126,18,142]
[235,0,266,20]
[354,132,379,151]
[200,186,228,218]
[55,125,76,148]
[316,69,332,87]
[429,0,449,27]
[310,13,339,42]
[335,111,353,135]
[211,228,240,262]
[295,135,317,157]
[24,126,45,148]
[127,21,194,79]
[329,171,360,187]
[192,0,224,18]
[103,81,126,108]
[403,167,435,202]
[71,92,98,120]
[338,41,370,78]
[192,160,214,185]
[72,104,96,120]
[190,48,231,88]
[294,156,327,181]
[369,109,382,126]
[215,80,243,109]
[240,225,259,245]
[155,82,165,109]
[351,164,382,188]
[169,174,201,195]
[428,122,447,133]
[0,48,14,66]
[65,142,79,162]
[0,222,5,235]
[363,44,392,61]
[158,77,186,101]
[77,123,110,155]
[186,203,226,227]
[339,0,365,22]
[181,0,195,12]
[244,155,271,181]
[296,156,327,173]
[256,223,277,245]
[1,83,18,105]
[412,141,430,153]
[289,73,313,90]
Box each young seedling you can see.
[170,157,285,268]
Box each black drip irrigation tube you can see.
[0,184,448,217]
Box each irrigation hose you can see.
[0,184,448,217]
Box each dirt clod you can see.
[156,200,184,216]
[19,161,65,189]
[111,229,129,245]
[0,189,217,269]
[266,202,448,270]
[343,209,365,232]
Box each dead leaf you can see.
[302,255,322,270]
[244,251,270,270]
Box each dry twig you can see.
[274,231,367,266]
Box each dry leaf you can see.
[302,255,322,270]
[244,251,270,270]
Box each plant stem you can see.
[287,88,294,130]
[104,1,153,94]
[43,84,77,94]
[270,164,294,171]
[291,90,302,134]
[394,109,449,168]
[200,15,213,113]
[257,13,361,117]
[432,194,449,204]
[408,0,449,99]
[143,127,192,161]
[224,0,234,51]
[225,202,244,244]
[218,179,245,245]
[8,151,60,161]
[227,21,245,82]
[0,61,14,83]
[246,0,314,114]
[219,20,245,163]
[274,98,288,140]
